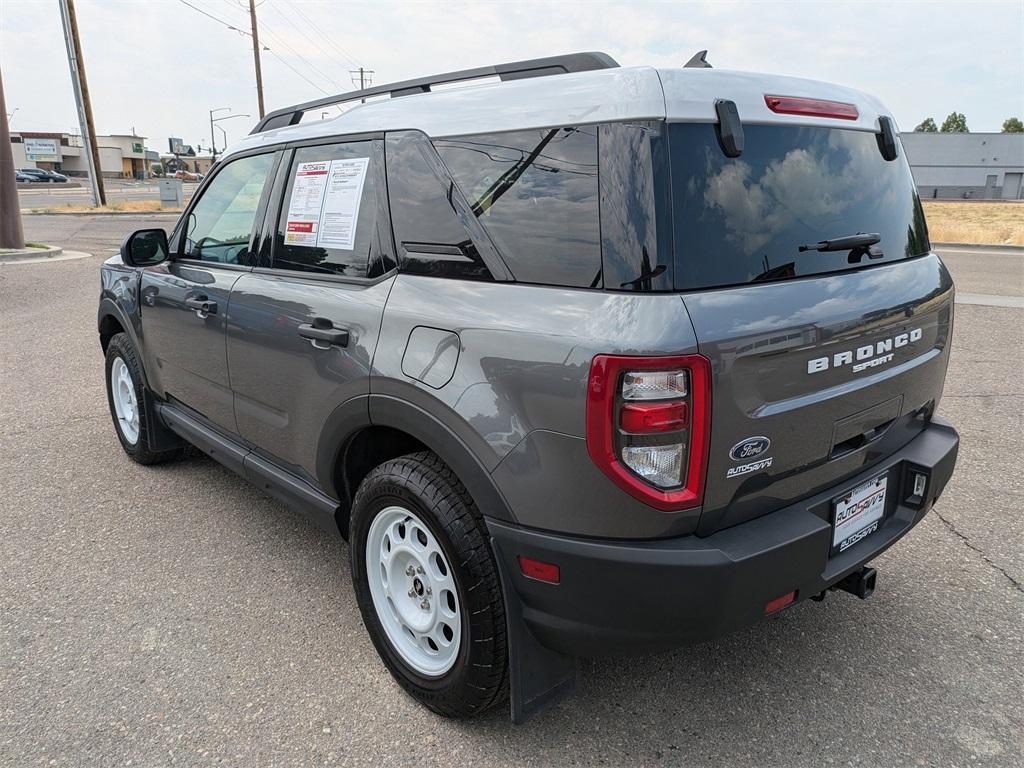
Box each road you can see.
[2,216,1022,767]
[17,181,198,210]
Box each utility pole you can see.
[0,66,25,249]
[58,0,105,207]
[249,0,265,119]
[350,67,375,91]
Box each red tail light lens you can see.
[764,95,859,120]
[586,354,711,511]
[620,401,688,433]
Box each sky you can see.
[2,0,1022,156]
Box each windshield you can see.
[669,124,929,290]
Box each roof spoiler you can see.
[250,52,620,134]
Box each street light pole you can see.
[209,107,230,163]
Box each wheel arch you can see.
[316,394,518,538]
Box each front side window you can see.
[273,141,382,278]
[434,126,601,288]
[183,153,274,264]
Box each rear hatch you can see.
[667,121,954,535]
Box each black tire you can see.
[350,451,508,718]
[104,332,184,465]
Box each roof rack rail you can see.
[250,51,620,134]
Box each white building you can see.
[901,132,1024,200]
[11,132,152,179]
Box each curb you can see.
[22,210,183,217]
[0,249,93,266]
[0,244,63,262]
[933,242,1024,253]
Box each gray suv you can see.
[98,53,959,722]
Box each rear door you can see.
[227,138,394,482]
[140,151,277,433]
[666,122,954,534]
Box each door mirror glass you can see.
[121,228,169,267]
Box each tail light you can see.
[764,95,859,121]
[586,354,711,511]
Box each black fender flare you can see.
[314,393,517,526]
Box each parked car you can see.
[98,52,959,722]
[15,170,34,182]
[173,169,200,182]
[19,167,68,182]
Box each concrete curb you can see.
[0,249,93,266]
[22,210,183,217]
[933,242,1024,253]
[0,244,63,262]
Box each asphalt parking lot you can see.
[2,215,1022,767]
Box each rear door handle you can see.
[185,297,218,316]
[299,320,349,348]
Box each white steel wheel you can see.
[110,356,140,444]
[365,505,462,677]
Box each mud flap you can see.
[144,389,184,452]
[491,539,578,724]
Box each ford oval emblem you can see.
[729,436,771,462]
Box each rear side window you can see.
[273,141,380,278]
[434,127,601,288]
[669,124,930,290]
[386,132,493,281]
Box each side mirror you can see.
[120,228,169,267]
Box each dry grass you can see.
[923,201,1024,246]
[29,199,185,214]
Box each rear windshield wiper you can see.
[798,233,880,253]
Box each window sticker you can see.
[284,158,369,250]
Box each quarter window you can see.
[273,141,382,278]
[385,132,493,281]
[434,126,601,288]
[182,153,274,264]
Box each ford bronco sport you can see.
[98,52,959,722]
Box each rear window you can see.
[669,124,929,290]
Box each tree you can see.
[1002,117,1024,133]
[914,117,938,132]
[151,163,163,177]
[940,112,969,133]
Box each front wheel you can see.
[104,332,184,465]
[350,452,508,718]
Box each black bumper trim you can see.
[487,416,958,661]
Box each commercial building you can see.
[10,131,152,179]
[901,132,1024,200]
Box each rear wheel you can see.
[104,333,184,465]
[350,451,508,717]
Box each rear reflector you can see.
[518,556,560,584]
[620,401,688,433]
[764,590,797,615]
[764,95,859,121]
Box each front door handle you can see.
[185,296,218,317]
[299,319,349,349]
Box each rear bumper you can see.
[487,416,958,657]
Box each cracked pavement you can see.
[1,216,1022,767]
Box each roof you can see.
[222,65,895,160]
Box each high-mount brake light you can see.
[764,95,859,121]
[586,354,711,511]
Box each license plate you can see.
[831,473,887,554]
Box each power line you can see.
[177,0,250,36]
[258,22,343,91]
[264,48,329,96]
[282,0,362,70]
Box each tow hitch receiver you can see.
[834,566,877,599]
